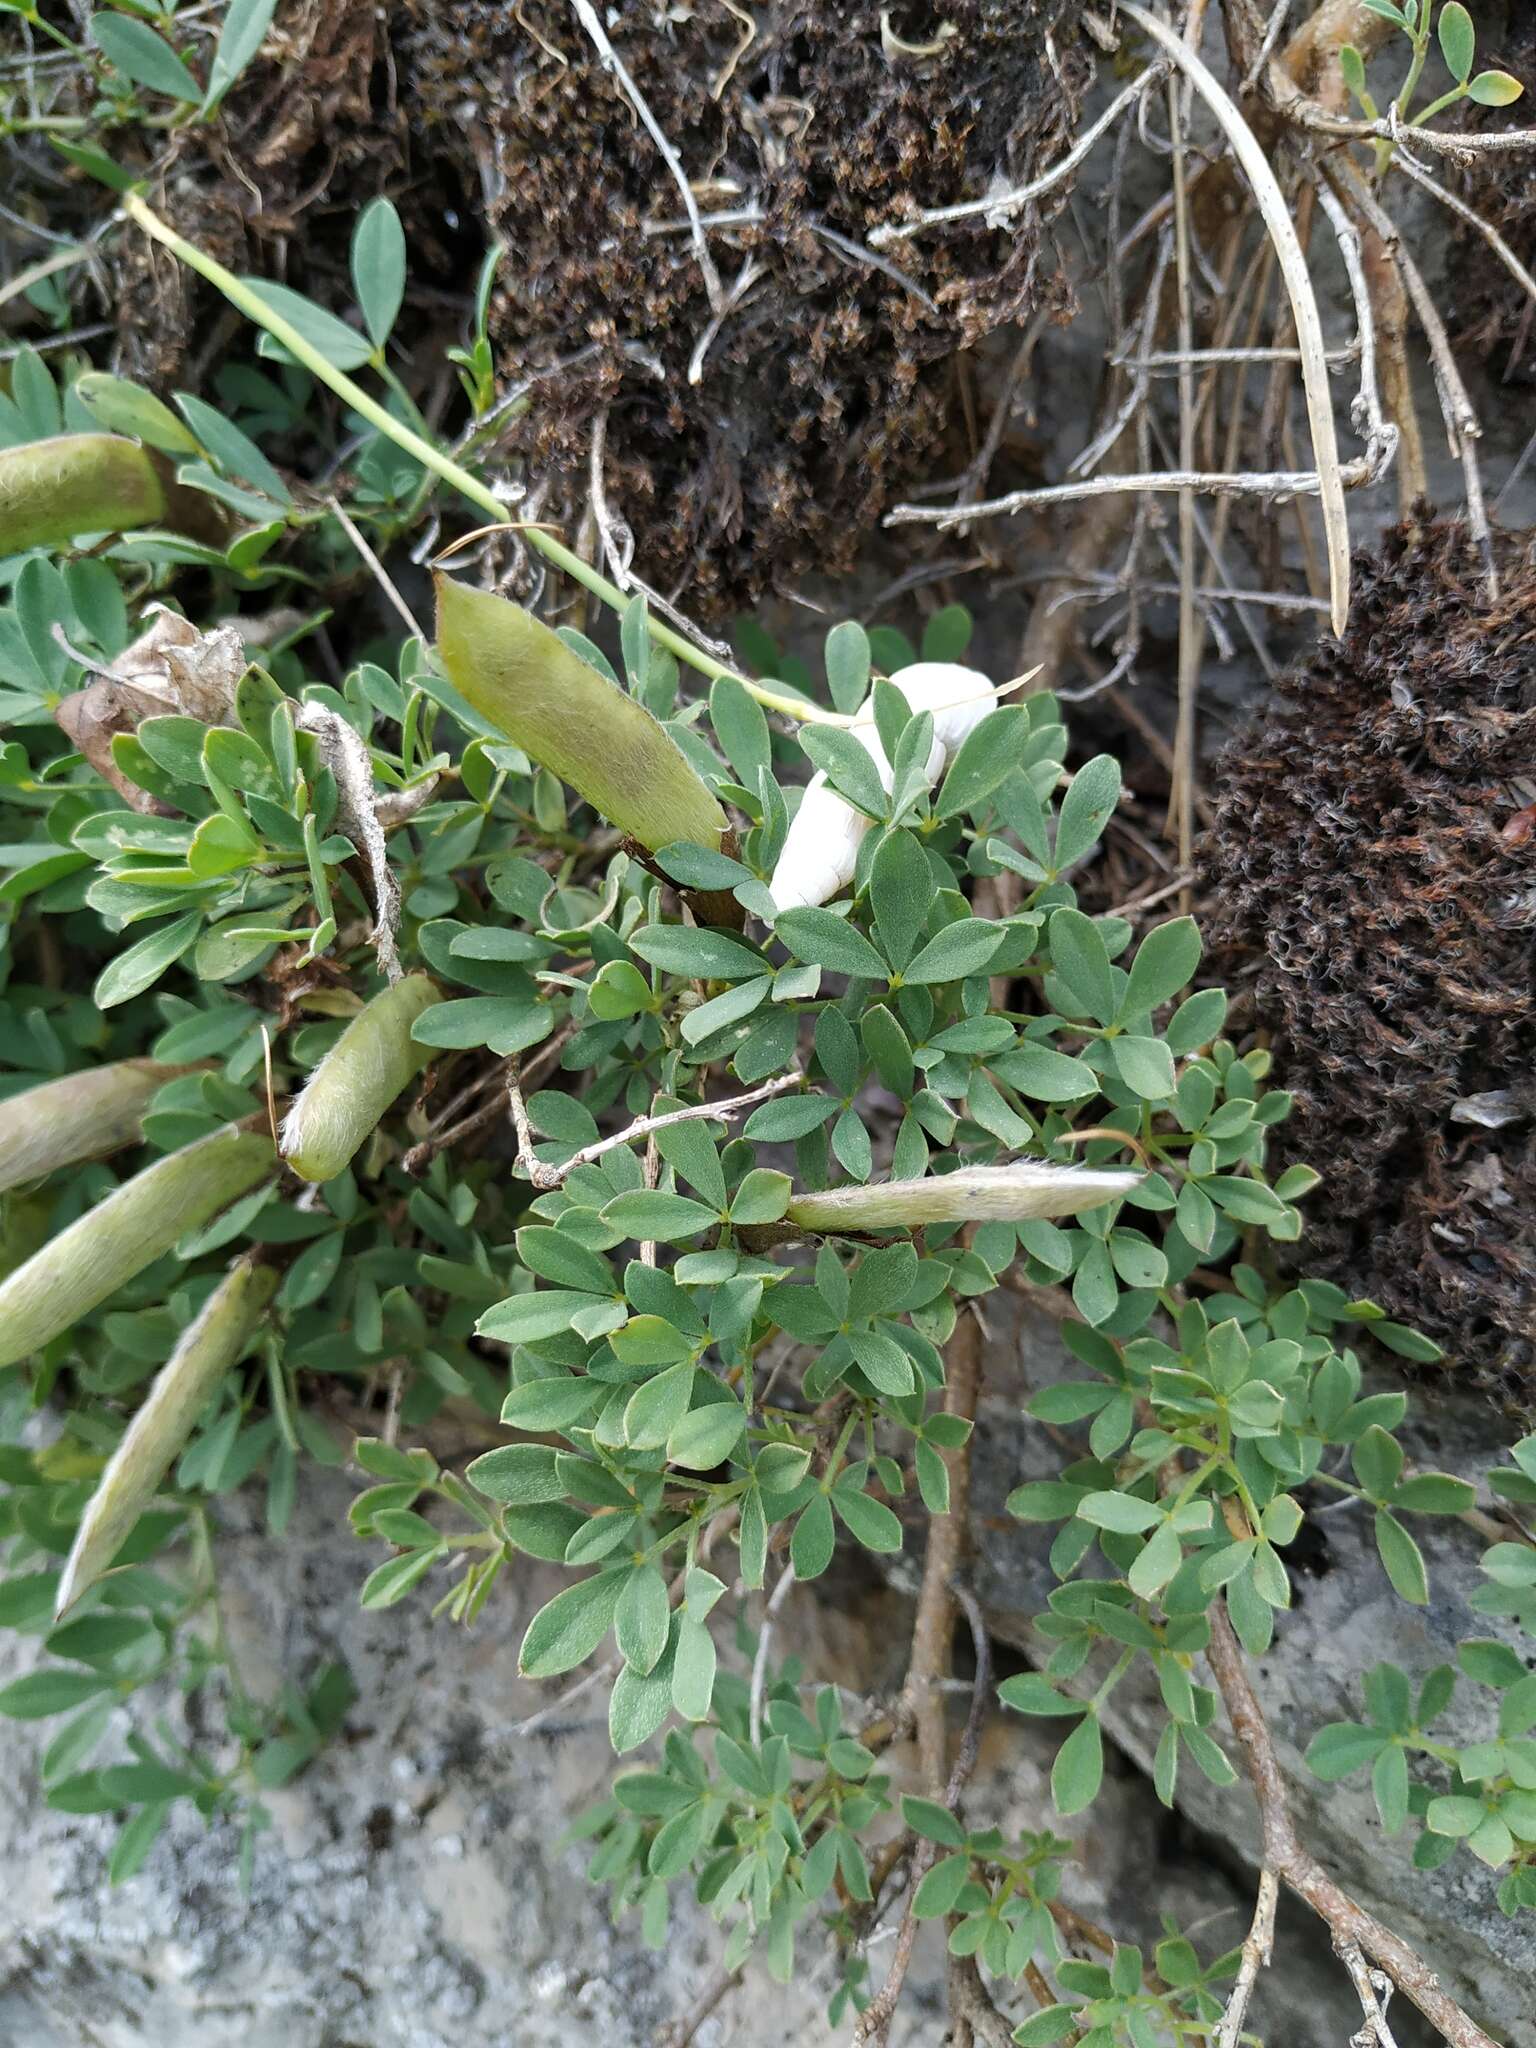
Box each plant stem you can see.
[120,195,844,725]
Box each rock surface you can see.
[2,1459,1385,2048]
[965,1289,1535,2047]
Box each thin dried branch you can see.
[870,68,1168,247]
[748,1561,797,1746]
[1338,1940,1404,2048]
[1205,1605,1500,2048]
[1118,1,1351,633]
[1328,163,1497,594]
[856,1309,984,2047]
[509,1070,804,1191]
[1214,1867,1278,2048]
[656,1966,743,2048]
[1388,153,1536,317]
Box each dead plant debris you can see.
[398,0,1090,614]
[1207,516,1536,1409]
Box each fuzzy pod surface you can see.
[0,1060,187,1194]
[281,972,442,1183]
[54,1257,279,1617]
[0,434,225,554]
[0,1126,275,1370]
[435,576,728,854]
[785,1162,1140,1232]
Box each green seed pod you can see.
[54,1257,278,1617]
[785,1162,1140,1233]
[0,1126,275,1371]
[435,575,728,854]
[281,972,443,1183]
[0,434,227,554]
[0,1060,187,1195]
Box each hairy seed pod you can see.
[54,1257,279,1617]
[0,1060,188,1194]
[435,575,728,854]
[768,661,997,912]
[281,973,443,1183]
[784,1162,1140,1232]
[0,1126,275,1370]
[0,434,227,554]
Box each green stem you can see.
[121,194,844,726]
[1411,83,1467,127]
[1092,1648,1135,1710]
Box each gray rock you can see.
[966,1289,1536,2047]
[1,1459,1380,2048]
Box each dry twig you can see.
[1205,1605,1500,2048]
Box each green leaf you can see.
[1304,1721,1388,1780]
[1467,68,1522,106]
[901,1793,966,1846]
[774,907,887,981]
[1052,1711,1103,1815]
[1048,908,1117,1025]
[1014,2009,1078,2047]
[204,0,277,109]
[1459,1639,1527,1690]
[1339,41,1368,97]
[1374,1510,1429,1605]
[0,1669,112,1719]
[616,1565,671,1676]
[792,1493,837,1579]
[1121,917,1200,1017]
[1391,1473,1476,1515]
[109,1800,171,1884]
[666,1402,746,1470]
[709,674,770,787]
[870,830,934,972]
[94,911,202,1009]
[1437,1,1474,81]
[999,1674,1085,1717]
[800,725,887,818]
[992,1040,1096,1102]
[672,1615,716,1721]
[934,707,1028,817]
[912,1852,971,1918]
[239,278,375,372]
[1128,1518,1182,1599]
[411,996,551,1056]
[91,13,201,100]
[630,923,766,981]
[602,1190,720,1240]
[1077,1490,1164,1534]
[902,918,1003,986]
[1111,1035,1176,1101]
[351,198,407,350]
[1054,754,1120,870]
[824,620,871,712]
[465,1444,565,1505]
[610,1653,674,1753]
[832,1486,903,1553]
[730,1169,792,1225]
[519,1572,625,1678]
[74,372,200,455]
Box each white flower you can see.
[767,661,998,912]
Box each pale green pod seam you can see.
[281,972,443,1183]
[434,575,728,854]
[54,1258,279,1617]
[784,1163,1140,1232]
[0,1060,189,1194]
[0,1126,276,1370]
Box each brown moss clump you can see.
[1206,518,1536,1408]
[398,1,1089,615]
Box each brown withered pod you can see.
[397,0,1091,614]
[1206,518,1536,1411]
